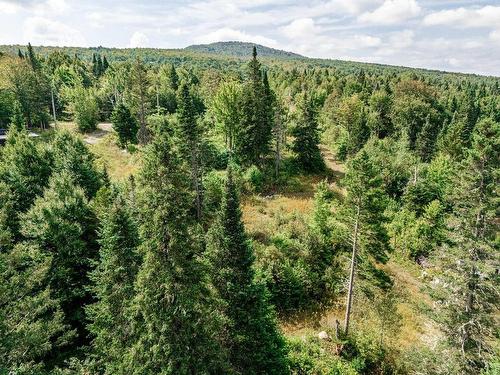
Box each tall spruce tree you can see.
[0,129,52,241]
[236,47,273,165]
[20,171,99,359]
[123,132,227,374]
[292,92,324,172]
[434,118,499,373]
[111,102,138,148]
[336,150,390,334]
[415,114,438,162]
[177,82,203,220]
[87,193,140,374]
[206,167,288,374]
[0,242,72,373]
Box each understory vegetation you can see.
[0,43,498,375]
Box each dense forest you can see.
[0,42,498,375]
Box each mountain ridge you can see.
[184,41,305,59]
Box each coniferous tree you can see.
[87,193,140,374]
[102,55,109,72]
[206,167,288,374]
[51,130,103,199]
[177,82,203,220]
[111,102,138,148]
[0,129,52,240]
[97,55,103,77]
[20,171,99,360]
[27,42,40,71]
[124,132,227,374]
[168,64,179,91]
[434,118,499,373]
[17,48,24,59]
[0,242,72,373]
[336,151,390,334]
[292,92,324,172]
[415,114,437,162]
[236,47,273,165]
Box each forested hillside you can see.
[0,43,498,375]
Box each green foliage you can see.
[0,129,52,240]
[51,130,103,198]
[70,86,99,132]
[235,47,274,165]
[20,171,98,361]
[111,102,138,147]
[292,92,324,172]
[0,243,72,373]
[206,168,288,374]
[287,337,359,375]
[87,192,140,374]
[432,118,499,373]
[124,132,227,374]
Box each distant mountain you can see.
[185,41,304,59]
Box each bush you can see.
[287,336,359,375]
[243,165,264,193]
[203,170,225,215]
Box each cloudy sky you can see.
[1,0,499,76]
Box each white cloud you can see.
[128,31,149,48]
[447,57,460,67]
[280,18,321,39]
[490,30,500,43]
[23,16,87,46]
[358,0,421,25]
[194,27,277,47]
[389,29,414,48]
[0,1,22,14]
[423,6,500,28]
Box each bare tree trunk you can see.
[51,86,57,128]
[344,204,360,335]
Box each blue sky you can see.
[1,0,499,76]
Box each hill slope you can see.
[185,41,304,59]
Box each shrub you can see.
[243,165,264,193]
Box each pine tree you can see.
[111,102,138,147]
[415,114,437,162]
[51,130,103,199]
[102,55,109,72]
[27,42,40,71]
[206,167,288,374]
[20,171,99,358]
[236,47,273,165]
[0,242,73,373]
[0,129,52,240]
[124,132,227,374]
[292,92,324,172]
[168,64,179,91]
[87,193,140,374]
[97,55,103,77]
[17,48,24,59]
[434,118,499,372]
[336,151,390,334]
[177,82,203,220]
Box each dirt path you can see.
[84,123,113,145]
